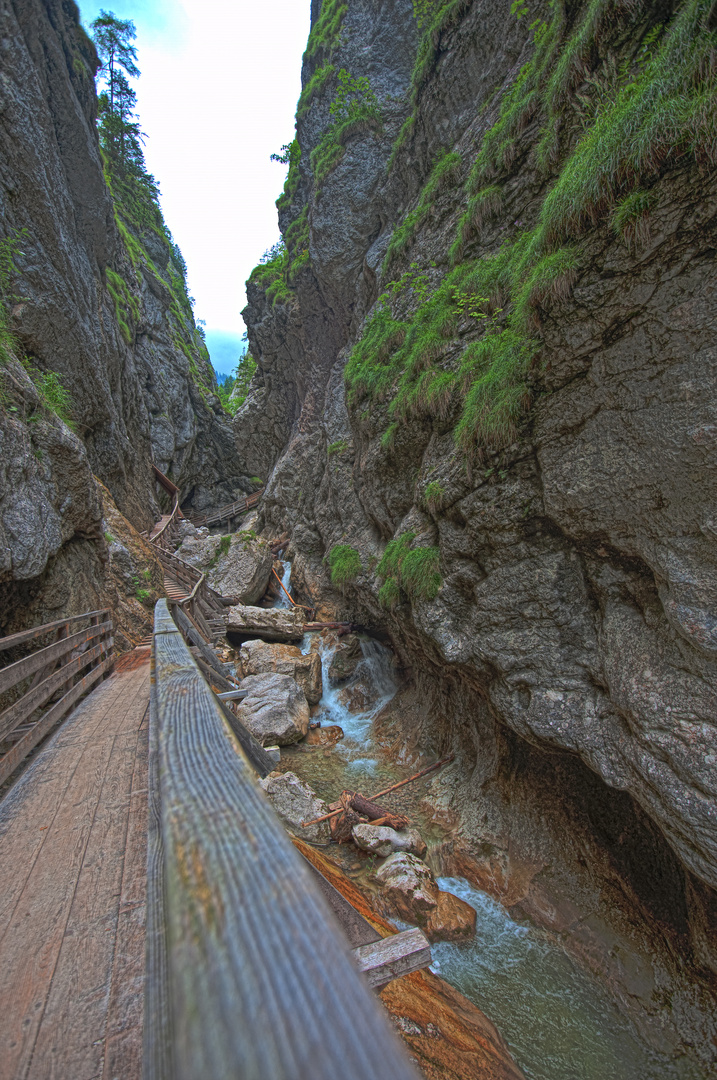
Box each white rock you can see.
[351,824,427,858]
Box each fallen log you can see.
[303,622,354,632]
[350,792,409,830]
[224,603,306,643]
[302,755,455,828]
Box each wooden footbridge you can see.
[0,490,429,1078]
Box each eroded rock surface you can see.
[236,673,310,746]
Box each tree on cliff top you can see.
[91,11,139,111]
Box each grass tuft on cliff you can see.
[377,531,442,603]
[328,544,362,586]
[348,0,717,461]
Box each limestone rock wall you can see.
[0,0,248,624]
[238,0,717,1039]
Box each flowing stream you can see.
[269,578,705,1080]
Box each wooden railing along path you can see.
[0,610,114,786]
[189,487,263,529]
[147,598,421,1079]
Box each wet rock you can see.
[305,724,344,746]
[352,824,427,858]
[337,680,380,714]
[238,639,322,704]
[328,634,363,684]
[375,852,439,922]
[425,891,477,944]
[259,770,330,843]
[235,673,310,746]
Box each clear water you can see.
[279,615,707,1080]
[430,878,704,1080]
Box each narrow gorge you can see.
[1,0,717,1077]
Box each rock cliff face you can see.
[0,0,248,628]
[239,0,717,1059]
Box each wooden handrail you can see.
[0,610,114,786]
[146,599,419,1080]
[190,488,264,529]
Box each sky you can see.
[77,0,311,375]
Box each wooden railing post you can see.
[146,599,419,1080]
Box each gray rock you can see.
[258,770,330,844]
[239,639,323,705]
[352,823,427,858]
[225,604,306,642]
[208,534,273,603]
[236,673,310,746]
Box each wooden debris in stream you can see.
[328,790,411,844]
[301,754,455,829]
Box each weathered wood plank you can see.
[0,611,108,654]
[29,725,140,1079]
[353,929,432,990]
[0,638,111,743]
[0,621,112,696]
[171,604,225,676]
[0,676,125,935]
[0,722,117,1077]
[146,598,418,1080]
[214,696,276,779]
[0,657,113,786]
[104,705,149,1078]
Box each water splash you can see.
[308,633,398,775]
[271,560,293,609]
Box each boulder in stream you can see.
[236,673,310,745]
[239,639,322,704]
[425,891,477,944]
[374,852,476,942]
[327,634,363,684]
[208,534,272,603]
[375,852,439,920]
[352,823,427,859]
[259,771,330,844]
[175,531,272,603]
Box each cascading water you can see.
[277,567,705,1080]
[308,634,398,775]
[271,560,293,609]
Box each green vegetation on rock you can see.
[92,11,214,400]
[328,544,362,586]
[310,69,382,187]
[349,0,717,461]
[377,531,442,604]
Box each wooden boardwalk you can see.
[0,648,151,1080]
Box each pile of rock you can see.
[257,772,476,944]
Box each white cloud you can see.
[78,0,309,342]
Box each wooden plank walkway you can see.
[0,648,151,1080]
